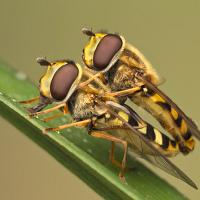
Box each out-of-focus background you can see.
[0,1,200,199]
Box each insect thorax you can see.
[68,90,106,121]
[106,61,137,91]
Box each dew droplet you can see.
[83,138,88,143]
[66,129,71,133]
[87,148,93,154]
[15,71,27,80]
[56,131,60,134]
[12,98,17,102]
[35,115,39,119]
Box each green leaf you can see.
[0,62,188,200]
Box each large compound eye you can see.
[93,34,122,70]
[50,63,79,101]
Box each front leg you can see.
[44,119,92,133]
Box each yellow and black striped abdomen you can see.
[132,87,195,154]
[138,123,179,156]
[122,105,179,157]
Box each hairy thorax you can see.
[108,64,137,91]
[68,90,106,121]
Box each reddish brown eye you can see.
[93,34,122,70]
[50,63,78,101]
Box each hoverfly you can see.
[80,27,200,155]
[20,57,197,189]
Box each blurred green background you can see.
[0,0,200,199]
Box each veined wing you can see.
[104,101,198,189]
[138,75,200,140]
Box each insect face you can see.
[82,28,125,72]
[38,58,82,103]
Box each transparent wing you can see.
[139,75,200,140]
[103,101,198,189]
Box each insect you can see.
[81,27,200,155]
[20,57,197,189]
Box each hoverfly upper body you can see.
[19,57,197,189]
[81,28,200,155]
[25,57,106,120]
[25,58,82,113]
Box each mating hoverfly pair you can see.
[20,28,199,189]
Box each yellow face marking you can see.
[84,33,106,68]
[154,129,163,145]
[171,108,178,120]
[150,93,165,103]
[40,61,67,98]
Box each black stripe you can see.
[183,130,192,140]
[123,104,140,127]
[156,101,171,112]
[146,124,156,141]
[174,114,182,127]
[174,135,181,142]
[161,133,170,149]
[171,140,177,147]
[128,115,139,126]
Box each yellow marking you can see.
[154,129,163,145]
[150,93,165,103]
[139,126,147,134]
[118,111,129,122]
[105,113,110,118]
[108,118,123,127]
[40,61,67,98]
[185,138,195,151]
[84,33,106,67]
[167,142,178,152]
[180,120,188,133]
[171,108,178,120]
[95,33,106,37]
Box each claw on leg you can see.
[29,103,66,117]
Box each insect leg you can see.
[80,85,104,95]
[104,86,141,97]
[29,103,67,117]
[83,68,109,91]
[44,119,91,132]
[79,72,103,89]
[42,105,68,122]
[19,96,40,104]
[42,113,65,122]
[109,141,123,169]
[90,131,128,182]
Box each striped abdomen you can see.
[130,87,195,154]
[120,105,179,157]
